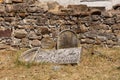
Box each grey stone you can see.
[84,31,97,39]
[111,24,120,30]
[104,18,115,25]
[11,38,21,48]
[52,66,61,71]
[96,36,107,42]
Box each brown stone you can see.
[28,31,42,40]
[0,44,11,50]
[0,17,4,21]
[0,5,5,13]
[102,11,113,18]
[115,15,120,23]
[18,13,28,18]
[4,17,15,22]
[0,29,12,38]
[80,16,91,24]
[13,3,28,12]
[31,40,41,47]
[14,29,27,39]
[4,0,12,3]
[37,27,50,35]
[34,1,48,11]
[111,24,120,30]
[41,37,55,49]
[67,4,88,15]
[21,38,29,48]
[27,6,38,13]
[73,25,88,34]
[68,4,88,11]
[90,23,109,30]
[106,40,117,48]
[6,4,14,12]
[47,1,63,14]
[104,18,115,25]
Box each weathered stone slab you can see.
[57,30,78,49]
[19,47,82,64]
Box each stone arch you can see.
[57,29,78,49]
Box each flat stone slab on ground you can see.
[19,47,82,64]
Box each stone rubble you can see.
[0,0,120,49]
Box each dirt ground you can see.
[0,46,120,80]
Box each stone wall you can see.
[0,0,120,49]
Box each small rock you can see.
[91,15,101,21]
[28,31,39,40]
[52,66,61,71]
[37,27,50,35]
[111,24,120,30]
[14,29,27,39]
[31,40,41,47]
[4,0,12,3]
[96,36,107,42]
[21,38,30,48]
[0,5,5,13]
[102,11,113,18]
[104,18,115,25]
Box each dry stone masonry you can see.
[0,0,120,49]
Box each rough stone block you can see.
[31,40,41,47]
[0,5,5,13]
[14,29,27,39]
[4,0,12,3]
[6,4,14,12]
[0,29,12,38]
